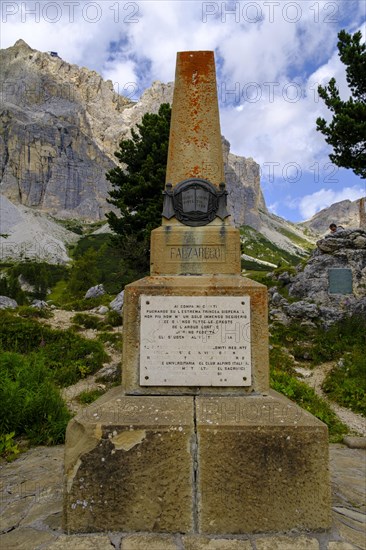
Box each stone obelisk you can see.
[63,51,331,535]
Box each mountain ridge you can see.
[0,39,332,263]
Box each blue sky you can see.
[1,0,365,222]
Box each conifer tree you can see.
[106,103,171,271]
[316,30,366,179]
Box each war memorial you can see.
[63,51,331,535]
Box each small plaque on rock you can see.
[140,295,251,386]
[328,268,353,294]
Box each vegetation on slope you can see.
[240,225,310,271]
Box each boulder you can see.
[110,290,124,313]
[31,299,48,309]
[84,284,105,299]
[96,305,109,315]
[0,296,18,309]
[284,301,319,320]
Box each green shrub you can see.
[270,369,348,442]
[0,432,21,461]
[269,341,349,442]
[0,272,27,304]
[76,388,106,404]
[16,305,53,319]
[104,309,122,327]
[0,311,109,387]
[270,316,366,366]
[71,313,103,330]
[62,295,110,311]
[0,352,71,445]
[97,332,122,350]
[10,261,69,300]
[322,350,366,416]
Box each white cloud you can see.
[299,186,366,220]
[1,1,365,221]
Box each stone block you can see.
[182,536,252,549]
[196,392,331,534]
[120,534,178,549]
[122,275,269,395]
[150,225,241,276]
[254,536,320,549]
[63,389,194,533]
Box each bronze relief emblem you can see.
[162,178,229,227]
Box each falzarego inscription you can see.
[140,295,251,386]
[169,246,225,262]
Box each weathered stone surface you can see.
[110,290,124,313]
[0,295,17,309]
[254,535,320,549]
[96,305,109,315]
[196,391,331,534]
[63,389,194,533]
[283,300,319,319]
[120,534,178,549]
[150,225,241,276]
[301,198,362,234]
[0,527,56,549]
[0,443,364,547]
[122,275,269,396]
[343,436,366,449]
[47,535,115,549]
[166,51,224,188]
[0,195,78,263]
[183,536,252,549]
[85,284,105,299]
[288,230,366,313]
[327,542,359,549]
[31,299,49,309]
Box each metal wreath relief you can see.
[162,178,229,227]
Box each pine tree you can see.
[106,103,171,260]
[316,30,366,179]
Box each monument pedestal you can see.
[63,390,331,534]
[63,49,331,535]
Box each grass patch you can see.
[275,226,315,252]
[71,234,125,294]
[71,313,104,330]
[0,311,109,387]
[97,332,122,350]
[0,352,71,446]
[269,345,348,441]
[240,225,305,267]
[270,367,348,442]
[271,316,366,366]
[16,305,53,319]
[62,295,111,311]
[322,350,366,416]
[76,388,106,404]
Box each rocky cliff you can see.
[301,198,365,235]
[1,39,317,263]
[0,40,266,227]
[269,229,366,327]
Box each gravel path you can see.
[295,361,366,436]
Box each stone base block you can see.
[196,391,332,534]
[63,389,194,533]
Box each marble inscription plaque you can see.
[140,296,251,386]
